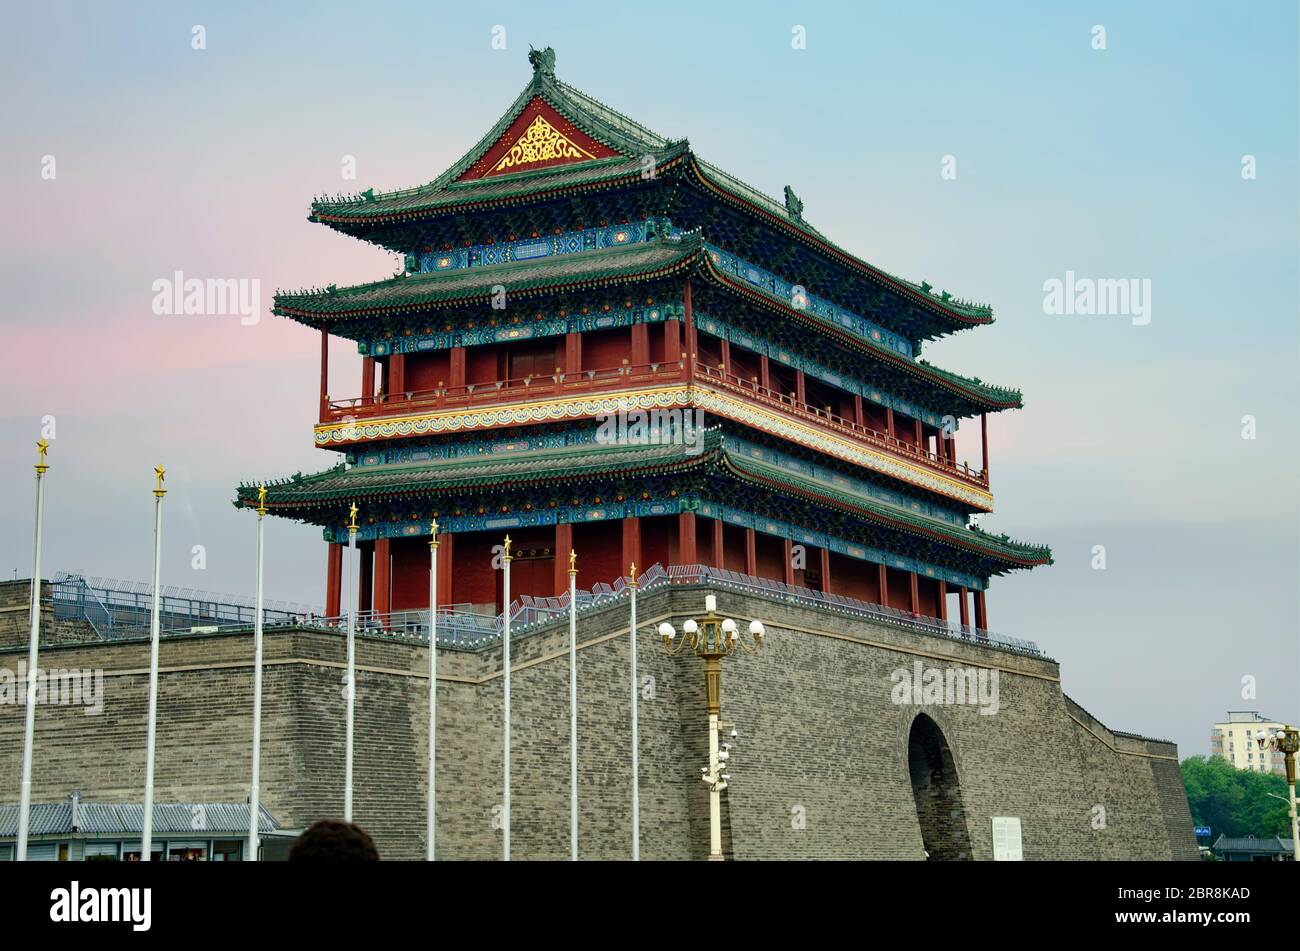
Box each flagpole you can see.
[344,503,358,821]
[142,464,166,861]
[248,486,267,862]
[16,439,50,862]
[426,519,439,861]
[629,562,640,862]
[568,548,578,861]
[502,535,512,862]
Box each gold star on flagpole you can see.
[35,438,49,474]
[153,465,167,497]
[256,484,268,518]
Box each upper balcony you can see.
[324,360,684,421]
[692,364,987,488]
[316,348,990,499]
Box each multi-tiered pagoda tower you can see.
[238,47,1050,628]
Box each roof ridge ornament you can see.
[528,45,556,79]
[783,185,803,221]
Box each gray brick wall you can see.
[0,584,1198,860]
[0,581,99,649]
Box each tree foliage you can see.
[1182,755,1293,838]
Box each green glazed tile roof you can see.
[309,75,683,224]
[307,59,991,329]
[235,433,1050,569]
[241,438,708,505]
[274,236,704,321]
[696,255,1021,410]
[719,450,1049,567]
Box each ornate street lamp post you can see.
[1256,725,1300,861]
[658,594,764,861]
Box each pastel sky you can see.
[1,1,1296,758]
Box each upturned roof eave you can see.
[698,256,1022,414]
[308,72,683,227]
[234,439,1050,570]
[272,237,706,328]
[233,441,722,516]
[303,70,992,335]
[718,454,1051,571]
[682,156,993,331]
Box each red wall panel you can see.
[721,524,748,572]
[467,346,502,384]
[405,352,451,393]
[574,521,622,588]
[452,531,501,608]
[390,537,430,611]
[582,327,631,371]
[916,575,940,618]
[885,567,913,611]
[641,516,672,574]
[829,552,878,602]
[755,533,785,582]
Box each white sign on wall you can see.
[991,816,1023,861]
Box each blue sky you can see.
[0,1,1296,757]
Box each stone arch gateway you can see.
[907,714,973,860]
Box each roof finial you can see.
[528,45,556,79]
[784,186,803,221]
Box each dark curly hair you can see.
[288,819,380,861]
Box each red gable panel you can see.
[457,97,621,182]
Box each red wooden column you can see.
[622,517,642,577]
[374,538,392,620]
[449,347,467,388]
[759,354,771,390]
[564,332,582,376]
[325,543,343,616]
[358,543,374,613]
[437,533,454,609]
[914,419,924,452]
[958,585,971,627]
[974,589,988,631]
[936,580,948,621]
[554,523,573,596]
[718,338,731,375]
[664,319,681,372]
[853,394,865,427]
[678,512,697,566]
[819,547,832,594]
[683,279,697,379]
[981,412,989,476]
[886,407,896,439]
[744,528,757,576]
[631,322,650,368]
[319,330,330,422]
[782,538,795,585]
[877,563,889,606]
[389,353,406,400]
[795,369,806,405]
[711,518,724,568]
[360,357,376,406]
[909,571,920,615]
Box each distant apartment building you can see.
[1210,712,1290,775]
